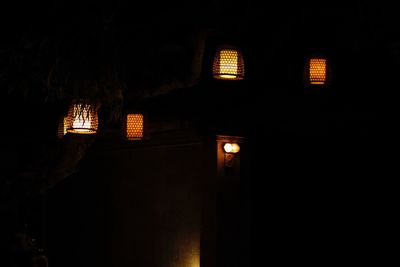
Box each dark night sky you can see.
[2,1,400,133]
[2,2,398,38]
[2,2,399,64]
[1,1,400,140]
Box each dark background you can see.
[1,1,399,266]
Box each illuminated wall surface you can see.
[309,58,327,84]
[46,138,207,267]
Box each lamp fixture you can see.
[306,57,329,85]
[126,113,144,140]
[57,116,67,139]
[65,102,98,134]
[223,143,240,154]
[213,45,244,80]
[216,135,244,170]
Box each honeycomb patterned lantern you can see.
[306,57,329,85]
[57,116,68,139]
[213,46,244,80]
[126,113,144,140]
[65,102,98,134]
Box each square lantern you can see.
[125,113,144,140]
[65,102,98,134]
[305,57,330,85]
[213,45,244,80]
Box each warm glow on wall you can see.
[173,232,200,267]
[213,46,244,80]
[309,58,327,85]
[126,114,144,140]
[66,103,98,134]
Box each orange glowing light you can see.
[309,58,327,85]
[57,116,68,139]
[213,47,244,80]
[126,114,144,140]
[66,103,98,134]
[63,117,67,135]
[219,50,238,78]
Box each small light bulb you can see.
[223,143,240,153]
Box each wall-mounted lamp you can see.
[223,143,240,154]
[126,113,144,140]
[223,142,241,167]
[305,57,330,85]
[213,46,244,80]
[65,102,98,134]
[216,135,244,172]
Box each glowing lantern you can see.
[307,57,328,85]
[126,113,144,140]
[66,102,98,134]
[213,46,244,80]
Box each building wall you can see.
[46,131,217,267]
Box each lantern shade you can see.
[126,113,144,140]
[306,57,328,85]
[66,103,98,134]
[57,116,68,139]
[213,46,244,80]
